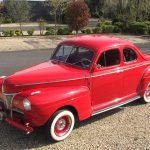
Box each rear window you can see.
[123,48,137,62]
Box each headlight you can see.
[23,98,31,111]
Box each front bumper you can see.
[5,118,33,134]
[0,102,33,134]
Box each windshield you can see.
[51,45,94,68]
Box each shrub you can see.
[148,26,150,35]
[112,16,124,24]
[27,29,34,36]
[145,21,150,27]
[46,26,54,31]
[92,27,101,34]
[113,22,123,33]
[45,26,56,35]
[97,20,112,27]
[3,18,12,23]
[9,29,15,36]
[113,26,121,33]
[81,28,86,34]
[129,22,148,34]
[45,29,55,35]
[102,25,114,33]
[112,15,135,32]
[57,27,72,35]
[15,30,23,36]
[114,22,123,29]
[81,28,93,34]
[85,28,92,34]
[2,29,14,37]
[2,30,9,37]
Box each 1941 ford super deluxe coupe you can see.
[1,35,150,141]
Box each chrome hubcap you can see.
[54,116,72,137]
[145,86,150,99]
[57,118,66,130]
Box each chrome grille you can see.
[1,77,18,110]
[5,94,14,109]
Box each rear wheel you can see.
[143,83,150,103]
[46,109,75,141]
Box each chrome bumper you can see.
[0,102,33,134]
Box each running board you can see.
[92,96,141,116]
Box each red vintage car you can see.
[0,35,150,141]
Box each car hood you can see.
[6,61,87,85]
[3,61,88,93]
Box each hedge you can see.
[27,29,34,36]
[57,27,72,35]
[2,29,14,37]
[102,25,114,33]
[129,22,148,34]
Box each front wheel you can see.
[46,109,75,142]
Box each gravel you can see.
[0,99,150,150]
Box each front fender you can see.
[19,86,91,127]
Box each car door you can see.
[91,48,123,111]
[121,46,147,98]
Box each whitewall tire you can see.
[143,83,150,103]
[46,109,75,142]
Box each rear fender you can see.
[139,67,150,96]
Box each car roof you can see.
[61,35,134,51]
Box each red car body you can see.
[0,35,150,140]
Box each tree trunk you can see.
[136,0,140,21]
[54,10,57,37]
[0,24,1,36]
[39,23,42,36]
[19,22,23,36]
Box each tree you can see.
[44,0,67,35]
[5,0,31,33]
[30,1,50,21]
[86,0,150,21]
[65,0,90,33]
[0,3,4,36]
[0,13,4,36]
[37,18,47,35]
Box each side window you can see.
[123,48,137,62]
[97,49,120,67]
